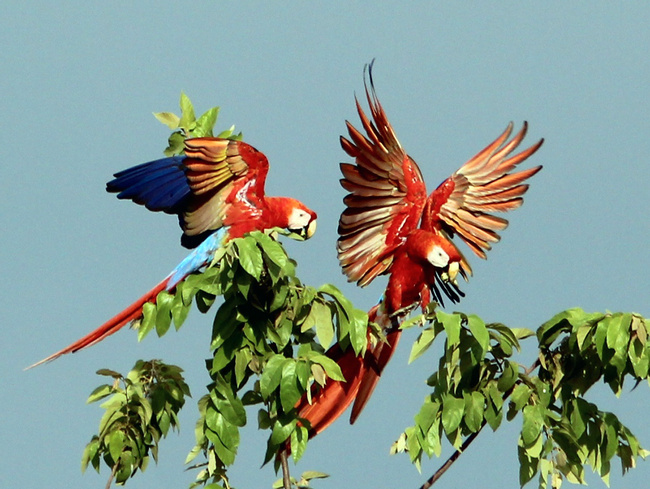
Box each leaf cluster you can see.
[174,231,366,487]
[82,360,190,485]
[87,231,366,488]
[399,310,531,465]
[153,92,242,157]
[396,307,650,488]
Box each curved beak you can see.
[304,219,317,239]
[447,261,459,286]
[290,219,317,240]
[440,261,459,286]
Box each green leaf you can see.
[290,424,309,463]
[235,238,264,280]
[270,417,297,445]
[87,384,113,404]
[194,107,219,137]
[301,471,329,481]
[484,384,504,431]
[314,304,335,349]
[95,369,123,379]
[509,383,532,412]
[302,300,334,348]
[414,399,440,435]
[171,290,191,330]
[234,348,252,387]
[178,92,196,129]
[511,327,535,340]
[466,314,489,355]
[138,301,157,341]
[108,430,126,464]
[463,391,485,433]
[81,438,100,473]
[255,231,288,269]
[521,404,544,446]
[497,360,518,393]
[164,131,186,157]
[155,290,174,337]
[260,355,288,399]
[309,353,345,382]
[348,307,369,355]
[280,360,301,413]
[409,328,437,363]
[153,111,180,129]
[210,299,240,350]
[437,311,461,346]
[213,376,246,427]
[441,395,465,434]
[205,428,237,466]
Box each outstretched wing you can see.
[338,64,427,287]
[108,138,269,247]
[422,122,543,259]
[181,138,269,238]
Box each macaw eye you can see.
[288,208,312,229]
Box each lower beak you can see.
[441,262,459,286]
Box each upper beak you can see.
[304,219,317,239]
[447,261,459,285]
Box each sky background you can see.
[2,3,650,489]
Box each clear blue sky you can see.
[2,3,649,489]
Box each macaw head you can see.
[266,196,318,239]
[406,230,462,285]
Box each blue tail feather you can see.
[167,227,229,288]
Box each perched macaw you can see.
[29,138,317,368]
[296,63,542,437]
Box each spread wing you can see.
[181,138,268,237]
[422,122,543,259]
[338,64,427,287]
[107,137,269,247]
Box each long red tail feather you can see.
[27,277,171,369]
[350,328,401,424]
[295,344,366,437]
[294,306,402,437]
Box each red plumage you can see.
[296,62,543,438]
[28,137,317,369]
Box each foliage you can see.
[86,229,365,488]
[170,230,365,487]
[396,308,650,488]
[81,94,650,489]
[82,360,190,485]
[152,91,242,157]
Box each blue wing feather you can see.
[107,155,190,214]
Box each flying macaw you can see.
[295,63,542,437]
[29,138,317,368]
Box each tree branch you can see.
[105,460,119,489]
[280,450,292,489]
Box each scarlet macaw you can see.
[29,138,317,368]
[296,63,542,436]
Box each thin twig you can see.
[280,450,292,489]
[418,359,540,489]
[105,461,119,489]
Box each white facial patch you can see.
[288,208,311,230]
[427,246,450,268]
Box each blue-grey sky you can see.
[2,3,649,489]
